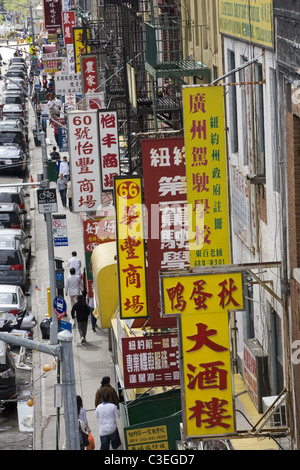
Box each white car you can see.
[0,285,36,337]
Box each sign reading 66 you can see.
[116,180,140,199]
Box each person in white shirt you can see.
[95,392,121,450]
[60,156,70,182]
[67,251,81,275]
[65,267,82,308]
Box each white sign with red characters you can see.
[68,110,102,212]
[98,110,120,191]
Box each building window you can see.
[227,50,238,154]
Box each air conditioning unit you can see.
[262,396,286,428]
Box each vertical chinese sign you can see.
[99,110,120,191]
[73,27,91,73]
[81,55,99,97]
[182,85,231,268]
[68,110,102,212]
[114,177,148,319]
[142,137,189,329]
[160,271,244,438]
[43,0,62,34]
[62,10,75,46]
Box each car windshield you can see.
[0,194,21,204]
[0,133,23,144]
[0,212,20,223]
[0,250,20,265]
[0,292,18,304]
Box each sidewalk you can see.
[28,114,122,450]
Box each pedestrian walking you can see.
[49,146,60,160]
[95,376,119,408]
[95,392,121,450]
[77,395,91,434]
[67,178,72,212]
[55,155,61,177]
[57,173,67,207]
[60,156,70,181]
[67,251,81,275]
[65,267,82,308]
[71,295,90,343]
[88,296,97,331]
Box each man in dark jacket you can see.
[71,295,90,343]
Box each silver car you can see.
[0,230,30,286]
[0,284,36,336]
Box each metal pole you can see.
[57,330,80,450]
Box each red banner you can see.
[122,334,180,389]
[62,11,76,45]
[82,55,98,95]
[142,137,188,328]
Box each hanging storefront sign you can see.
[54,72,82,95]
[83,216,115,281]
[86,92,104,110]
[126,64,137,109]
[160,270,244,439]
[182,85,230,268]
[81,55,99,95]
[68,110,102,212]
[73,27,91,73]
[122,334,180,389]
[98,110,120,191]
[62,10,75,45]
[43,0,63,34]
[218,0,274,49]
[141,137,188,329]
[114,176,148,319]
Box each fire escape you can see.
[84,0,211,173]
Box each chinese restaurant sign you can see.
[160,271,244,438]
[83,216,115,281]
[114,177,148,319]
[99,110,120,191]
[142,137,188,329]
[219,0,274,49]
[62,10,76,46]
[68,110,102,212]
[73,27,91,73]
[122,334,179,389]
[182,85,230,268]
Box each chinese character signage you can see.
[62,10,76,45]
[43,0,63,33]
[54,72,82,95]
[81,55,99,96]
[73,27,91,73]
[219,0,274,49]
[160,270,244,438]
[114,177,148,319]
[142,137,188,329]
[182,85,230,268]
[99,110,120,191]
[83,216,115,281]
[68,110,102,212]
[122,334,179,388]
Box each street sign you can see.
[60,319,72,333]
[53,296,67,319]
[52,214,68,246]
[37,188,58,214]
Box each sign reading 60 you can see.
[117,180,140,199]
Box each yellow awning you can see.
[91,242,119,328]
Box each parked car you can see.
[5,81,26,94]
[0,145,27,173]
[1,92,26,107]
[0,285,36,337]
[5,70,26,81]
[9,57,27,67]
[0,229,31,262]
[0,120,28,154]
[8,64,27,75]
[0,186,29,210]
[2,117,28,139]
[0,203,29,231]
[0,341,17,405]
[2,103,25,119]
[0,229,29,286]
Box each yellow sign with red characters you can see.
[160,270,244,438]
[114,177,148,319]
[183,85,230,268]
